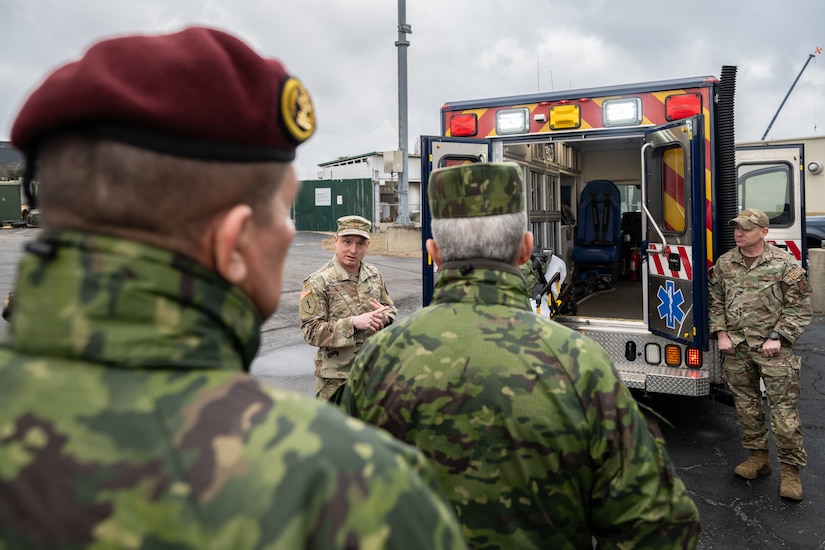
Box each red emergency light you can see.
[686,347,703,368]
[449,113,478,137]
[665,93,702,121]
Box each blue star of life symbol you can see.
[657,280,686,330]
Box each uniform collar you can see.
[433,259,530,309]
[5,231,261,371]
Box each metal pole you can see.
[395,0,413,225]
[761,54,815,140]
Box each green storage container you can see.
[0,181,23,225]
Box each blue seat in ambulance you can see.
[572,179,621,272]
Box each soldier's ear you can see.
[212,204,253,284]
[516,231,534,266]
[426,239,442,268]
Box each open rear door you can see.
[420,136,492,306]
[642,115,708,347]
[735,143,806,267]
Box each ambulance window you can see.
[647,144,687,233]
[439,156,482,169]
[737,162,793,227]
[619,184,641,214]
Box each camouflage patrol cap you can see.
[337,215,371,239]
[729,208,769,230]
[428,162,525,219]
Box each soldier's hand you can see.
[716,331,735,355]
[369,299,391,324]
[353,306,391,333]
[761,338,781,358]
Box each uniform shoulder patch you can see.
[707,266,719,284]
[300,285,317,315]
[787,265,806,281]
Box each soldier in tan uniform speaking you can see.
[301,215,397,400]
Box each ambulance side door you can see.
[420,136,492,306]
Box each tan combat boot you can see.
[779,463,803,501]
[733,450,771,479]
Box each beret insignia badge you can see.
[281,77,315,143]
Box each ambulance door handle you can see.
[640,142,668,255]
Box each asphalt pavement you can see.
[1,227,823,549]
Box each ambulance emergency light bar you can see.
[447,91,703,137]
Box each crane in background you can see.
[761,47,822,140]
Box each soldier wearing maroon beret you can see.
[0,27,465,549]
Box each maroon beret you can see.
[11,26,315,162]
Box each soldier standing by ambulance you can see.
[709,208,812,501]
[301,215,397,400]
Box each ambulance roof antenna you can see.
[761,47,821,140]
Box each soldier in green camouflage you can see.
[708,208,812,501]
[301,215,397,400]
[0,27,466,549]
[338,162,701,549]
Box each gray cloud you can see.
[1,0,823,178]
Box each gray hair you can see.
[431,210,527,263]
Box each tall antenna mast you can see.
[761,47,821,140]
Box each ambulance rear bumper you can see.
[616,363,709,397]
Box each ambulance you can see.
[420,66,808,399]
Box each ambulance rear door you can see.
[420,136,492,306]
[642,115,708,348]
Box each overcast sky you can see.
[1,0,823,179]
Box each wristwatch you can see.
[768,331,780,341]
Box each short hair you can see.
[431,210,527,264]
[36,134,290,254]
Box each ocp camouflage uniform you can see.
[338,162,700,549]
[708,242,812,468]
[301,256,396,400]
[0,232,465,549]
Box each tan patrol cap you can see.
[337,215,371,239]
[729,208,769,230]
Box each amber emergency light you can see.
[549,104,581,130]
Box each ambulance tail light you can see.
[449,113,478,137]
[496,108,530,135]
[664,344,681,367]
[665,93,702,121]
[686,347,703,369]
[644,343,661,365]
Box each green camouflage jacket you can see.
[0,231,465,549]
[708,242,812,347]
[340,259,700,549]
[300,256,397,379]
